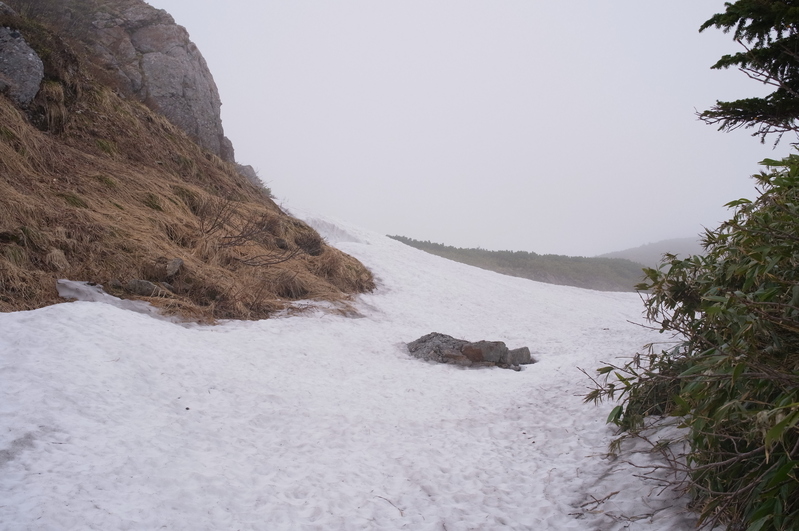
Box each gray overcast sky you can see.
[146,0,790,256]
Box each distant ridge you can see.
[598,237,704,268]
[388,236,646,292]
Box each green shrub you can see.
[142,193,163,212]
[93,174,117,188]
[587,155,799,530]
[56,192,88,208]
[95,138,116,155]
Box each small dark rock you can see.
[145,257,184,281]
[165,258,183,278]
[127,279,165,297]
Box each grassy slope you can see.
[389,236,646,292]
[0,10,374,320]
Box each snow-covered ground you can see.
[0,217,697,530]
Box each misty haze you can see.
[2,1,798,530]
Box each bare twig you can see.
[375,496,403,517]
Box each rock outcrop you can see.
[407,332,536,370]
[0,0,377,320]
[0,8,44,107]
[8,0,234,160]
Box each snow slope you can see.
[0,218,696,530]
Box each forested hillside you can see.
[389,236,645,292]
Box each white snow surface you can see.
[0,218,697,530]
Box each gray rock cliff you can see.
[0,4,44,107]
[9,0,234,161]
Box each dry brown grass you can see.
[0,12,374,321]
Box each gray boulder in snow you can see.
[407,332,536,370]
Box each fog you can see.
[145,0,791,256]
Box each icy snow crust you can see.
[0,219,696,530]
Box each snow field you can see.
[0,219,696,530]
